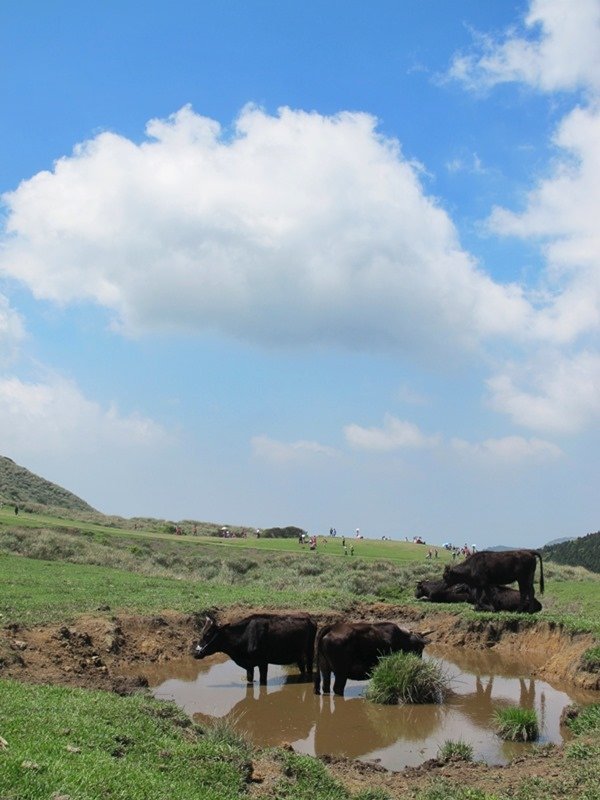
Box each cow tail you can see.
[536,551,545,595]
[313,624,332,694]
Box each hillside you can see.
[0,456,96,513]
[542,530,600,574]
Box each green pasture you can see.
[0,554,352,625]
[0,505,454,563]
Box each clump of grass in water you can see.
[493,706,539,741]
[437,739,474,762]
[366,653,450,705]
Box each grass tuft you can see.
[437,739,474,762]
[493,706,539,741]
[366,653,450,705]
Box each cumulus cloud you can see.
[0,375,168,458]
[0,104,533,356]
[451,434,562,463]
[487,351,600,432]
[489,104,600,343]
[344,414,440,451]
[251,435,337,464]
[0,294,25,364]
[449,0,600,94]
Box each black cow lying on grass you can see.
[415,580,471,603]
[193,612,316,684]
[415,579,542,613]
[314,621,429,696]
[443,549,544,612]
[472,584,542,613]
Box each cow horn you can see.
[419,629,434,637]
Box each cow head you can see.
[408,632,428,657]
[414,581,427,599]
[443,564,464,586]
[193,615,221,660]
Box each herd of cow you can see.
[193,549,545,697]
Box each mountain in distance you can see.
[0,455,96,512]
[485,544,514,552]
[544,536,575,546]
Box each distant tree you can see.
[261,526,307,539]
[542,531,600,574]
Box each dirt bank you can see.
[1,603,598,692]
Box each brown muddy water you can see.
[140,646,597,770]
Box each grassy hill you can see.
[0,456,96,513]
[542,530,600,574]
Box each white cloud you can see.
[489,104,600,343]
[449,0,600,94]
[0,104,533,356]
[487,351,600,432]
[344,414,440,451]
[0,375,168,458]
[451,434,562,463]
[0,294,25,364]
[251,435,337,464]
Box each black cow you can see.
[415,580,472,603]
[471,584,542,613]
[314,621,429,696]
[193,612,316,685]
[443,549,544,612]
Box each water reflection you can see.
[139,648,599,770]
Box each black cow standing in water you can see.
[443,549,544,612]
[314,621,429,697]
[193,612,316,685]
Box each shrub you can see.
[437,739,474,762]
[261,526,306,539]
[366,653,450,705]
[493,706,539,741]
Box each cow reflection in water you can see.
[455,675,538,731]
[206,674,443,759]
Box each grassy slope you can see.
[0,456,95,512]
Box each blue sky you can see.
[1,1,598,547]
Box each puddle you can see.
[140,646,598,770]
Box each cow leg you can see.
[258,663,268,685]
[321,665,332,695]
[297,659,306,675]
[517,580,530,612]
[333,673,347,696]
[474,586,487,610]
[246,667,254,683]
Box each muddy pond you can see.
[139,646,597,770]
